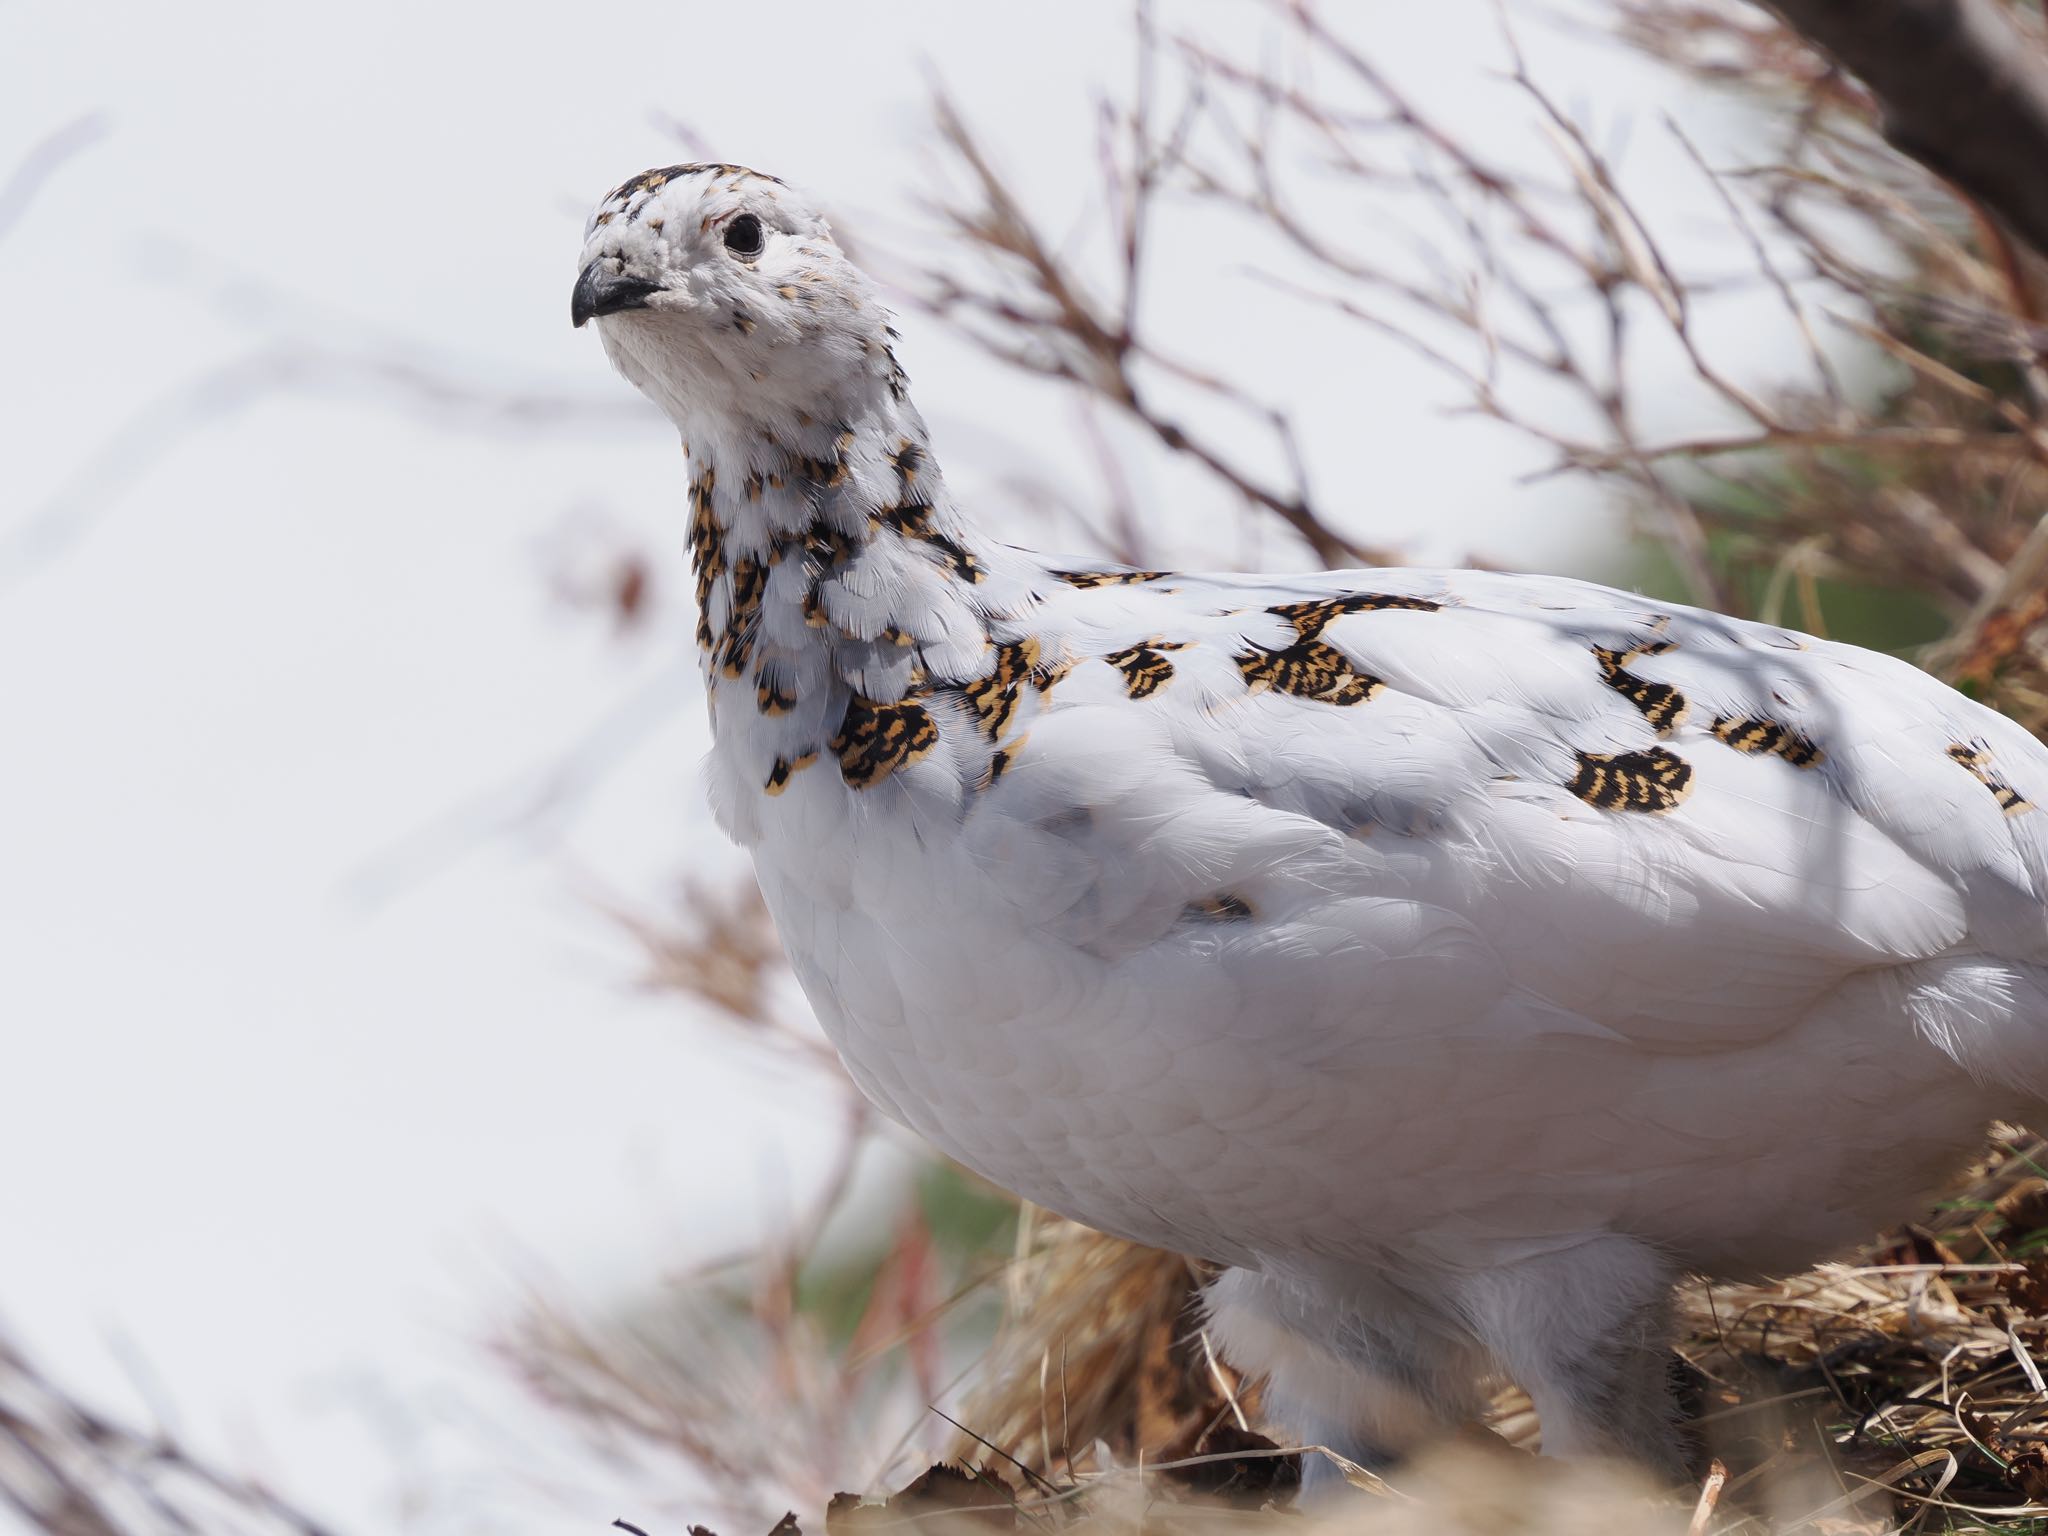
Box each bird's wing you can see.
[968,563,2048,1053]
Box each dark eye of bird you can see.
[724,214,764,258]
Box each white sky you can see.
[0,2,1826,1530]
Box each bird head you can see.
[572,163,896,436]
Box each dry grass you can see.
[36,1133,2048,1536]
[884,1131,2048,1535]
[510,1125,2048,1535]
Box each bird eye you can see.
[724,214,764,259]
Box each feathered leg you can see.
[1204,1266,1484,1494]
[1456,1235,1686,1478]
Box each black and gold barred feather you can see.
[1103,641,1186,701]
[1269,592,1442,641]
[1568,747,1695,813]
[1237,639,1382,705]
[1714,715,1826,769]
[1593,645,1689,736]
[1949,743,2035,815]
[831,696,940,787]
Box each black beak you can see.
[571,262,661,328]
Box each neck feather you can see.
[678,386,1064,833]
[685,391,1019,700]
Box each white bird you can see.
[573,162,2048,1480]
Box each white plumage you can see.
[573,163,2048,1478]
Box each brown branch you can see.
[1554,422,2029,469]
[1763,0,2048,256]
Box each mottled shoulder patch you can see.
[1270,592,1441,641]
[1713,715,1825,769]
[1593,643,1688,736]
[880,502,982,584]
[1949,743,2035,815]
[688,470,724,654]
[831,697,940,788]
[1052,569,1174,589]
[1237,639,1382,705]
[719,556,768,678]
[1101,639,1189,700]
[1568,747,1694,813]
[959,637,1044,739]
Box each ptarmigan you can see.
[573,162,2048,1480]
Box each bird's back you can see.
[746,562,2048,1275]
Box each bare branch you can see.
[0,1333,342,1536]
[917,87,1391,568]
[0,114,107,243]
[1764,0,2048,257]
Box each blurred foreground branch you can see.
[0,115,107,245]
[1765,0,2048,259]
[0,1334,341,1536]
